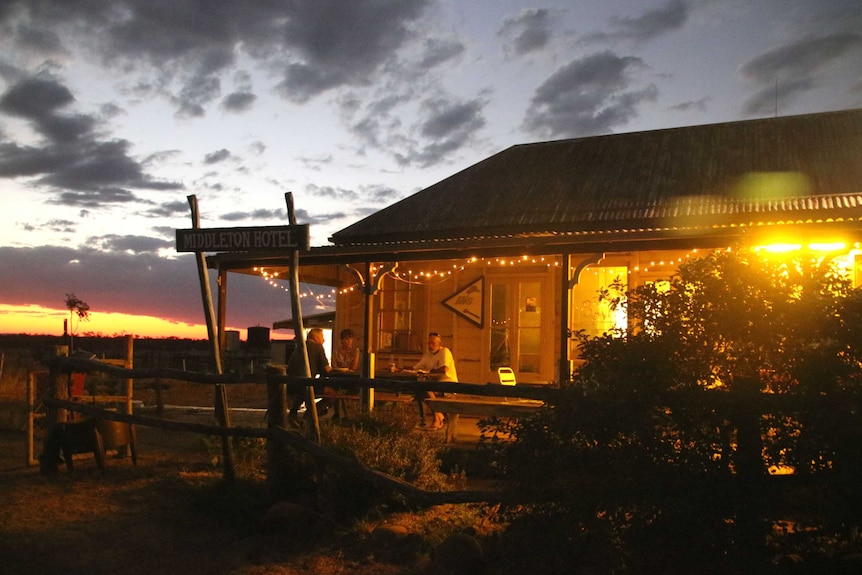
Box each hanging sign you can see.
[175,224,310,252]
[442,276,484,327]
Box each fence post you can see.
[265,365,290,499]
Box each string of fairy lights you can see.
[252,252,705,298]
[253,244,858,299]
[339,255,561,294]
[252,256,563,298]
[253,267,337,307]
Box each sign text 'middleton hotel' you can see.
[175,225,310,253]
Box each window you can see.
[572,266,628,337]
[377,276,419,352]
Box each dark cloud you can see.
[392,96,487,168]
[304,184,360,203]
[297,210,348,226]
[418,38,465,69]
[12,23,65,55]
[583,0,688,45]
[360,184,404,204]
[88,234,173,254]
[0,244,319,329]
[420,98,485,140]
[0,73,182,200]
[203,149,231,165]
[340,76,489,168]
[0,74,181,208]
[275,0,429,102]
[221,91,256,113]
[298,154,333,171]
[145,200,190,218]
[522,51,656,138]
[740,33,862,115]
[99,103,124,118]
[49,187,139,209]
[668,97,711,113]
[341,90,412,151]
[39,113,96,143]
[1,0,432,117]
[174,81,219,118]
[0,75,74,118]
[0,1,476,176]
[0,74,95,142]
[46,139,176,191]
[608,0,688,43]
[499,9,552,57]
[43,218,77,233]
[220,208,283,222]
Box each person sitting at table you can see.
[333,328,360,371]
[286,327,331,427]
[412,331,458,429]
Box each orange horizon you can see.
[0,304,294,340]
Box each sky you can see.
[1,0,861,339]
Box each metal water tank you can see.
[247,326,271,350]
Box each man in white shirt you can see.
[412,332,457,428]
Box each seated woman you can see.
[333,328,360,371]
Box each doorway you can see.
[488,278,546,381]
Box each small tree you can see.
[64,293,90,351]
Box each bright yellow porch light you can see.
[807,242,846,252]
[756,243,802,253]
[755,241,848,253]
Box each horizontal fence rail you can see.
[37,356,862,494]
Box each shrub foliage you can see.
[487,248,862,571]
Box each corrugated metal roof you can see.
[331,109,862,248]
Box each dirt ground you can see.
[0,381,495,575]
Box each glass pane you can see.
[490,283,511,369]
[572,266,627,337]
[518,282,541,372]
[376,275,418,351]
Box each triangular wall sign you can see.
[442,276,484,327]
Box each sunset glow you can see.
[1,304,213,340]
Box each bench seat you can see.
[425,396,544,442]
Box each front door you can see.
[488,277,546,382]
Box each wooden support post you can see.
[188,194,235,482]
[27,371,39,466]
[285,192,321,443]
[559,253,571,385]
[217,267,228,353]
[361,264,375,413]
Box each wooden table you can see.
[424,396,544,443]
